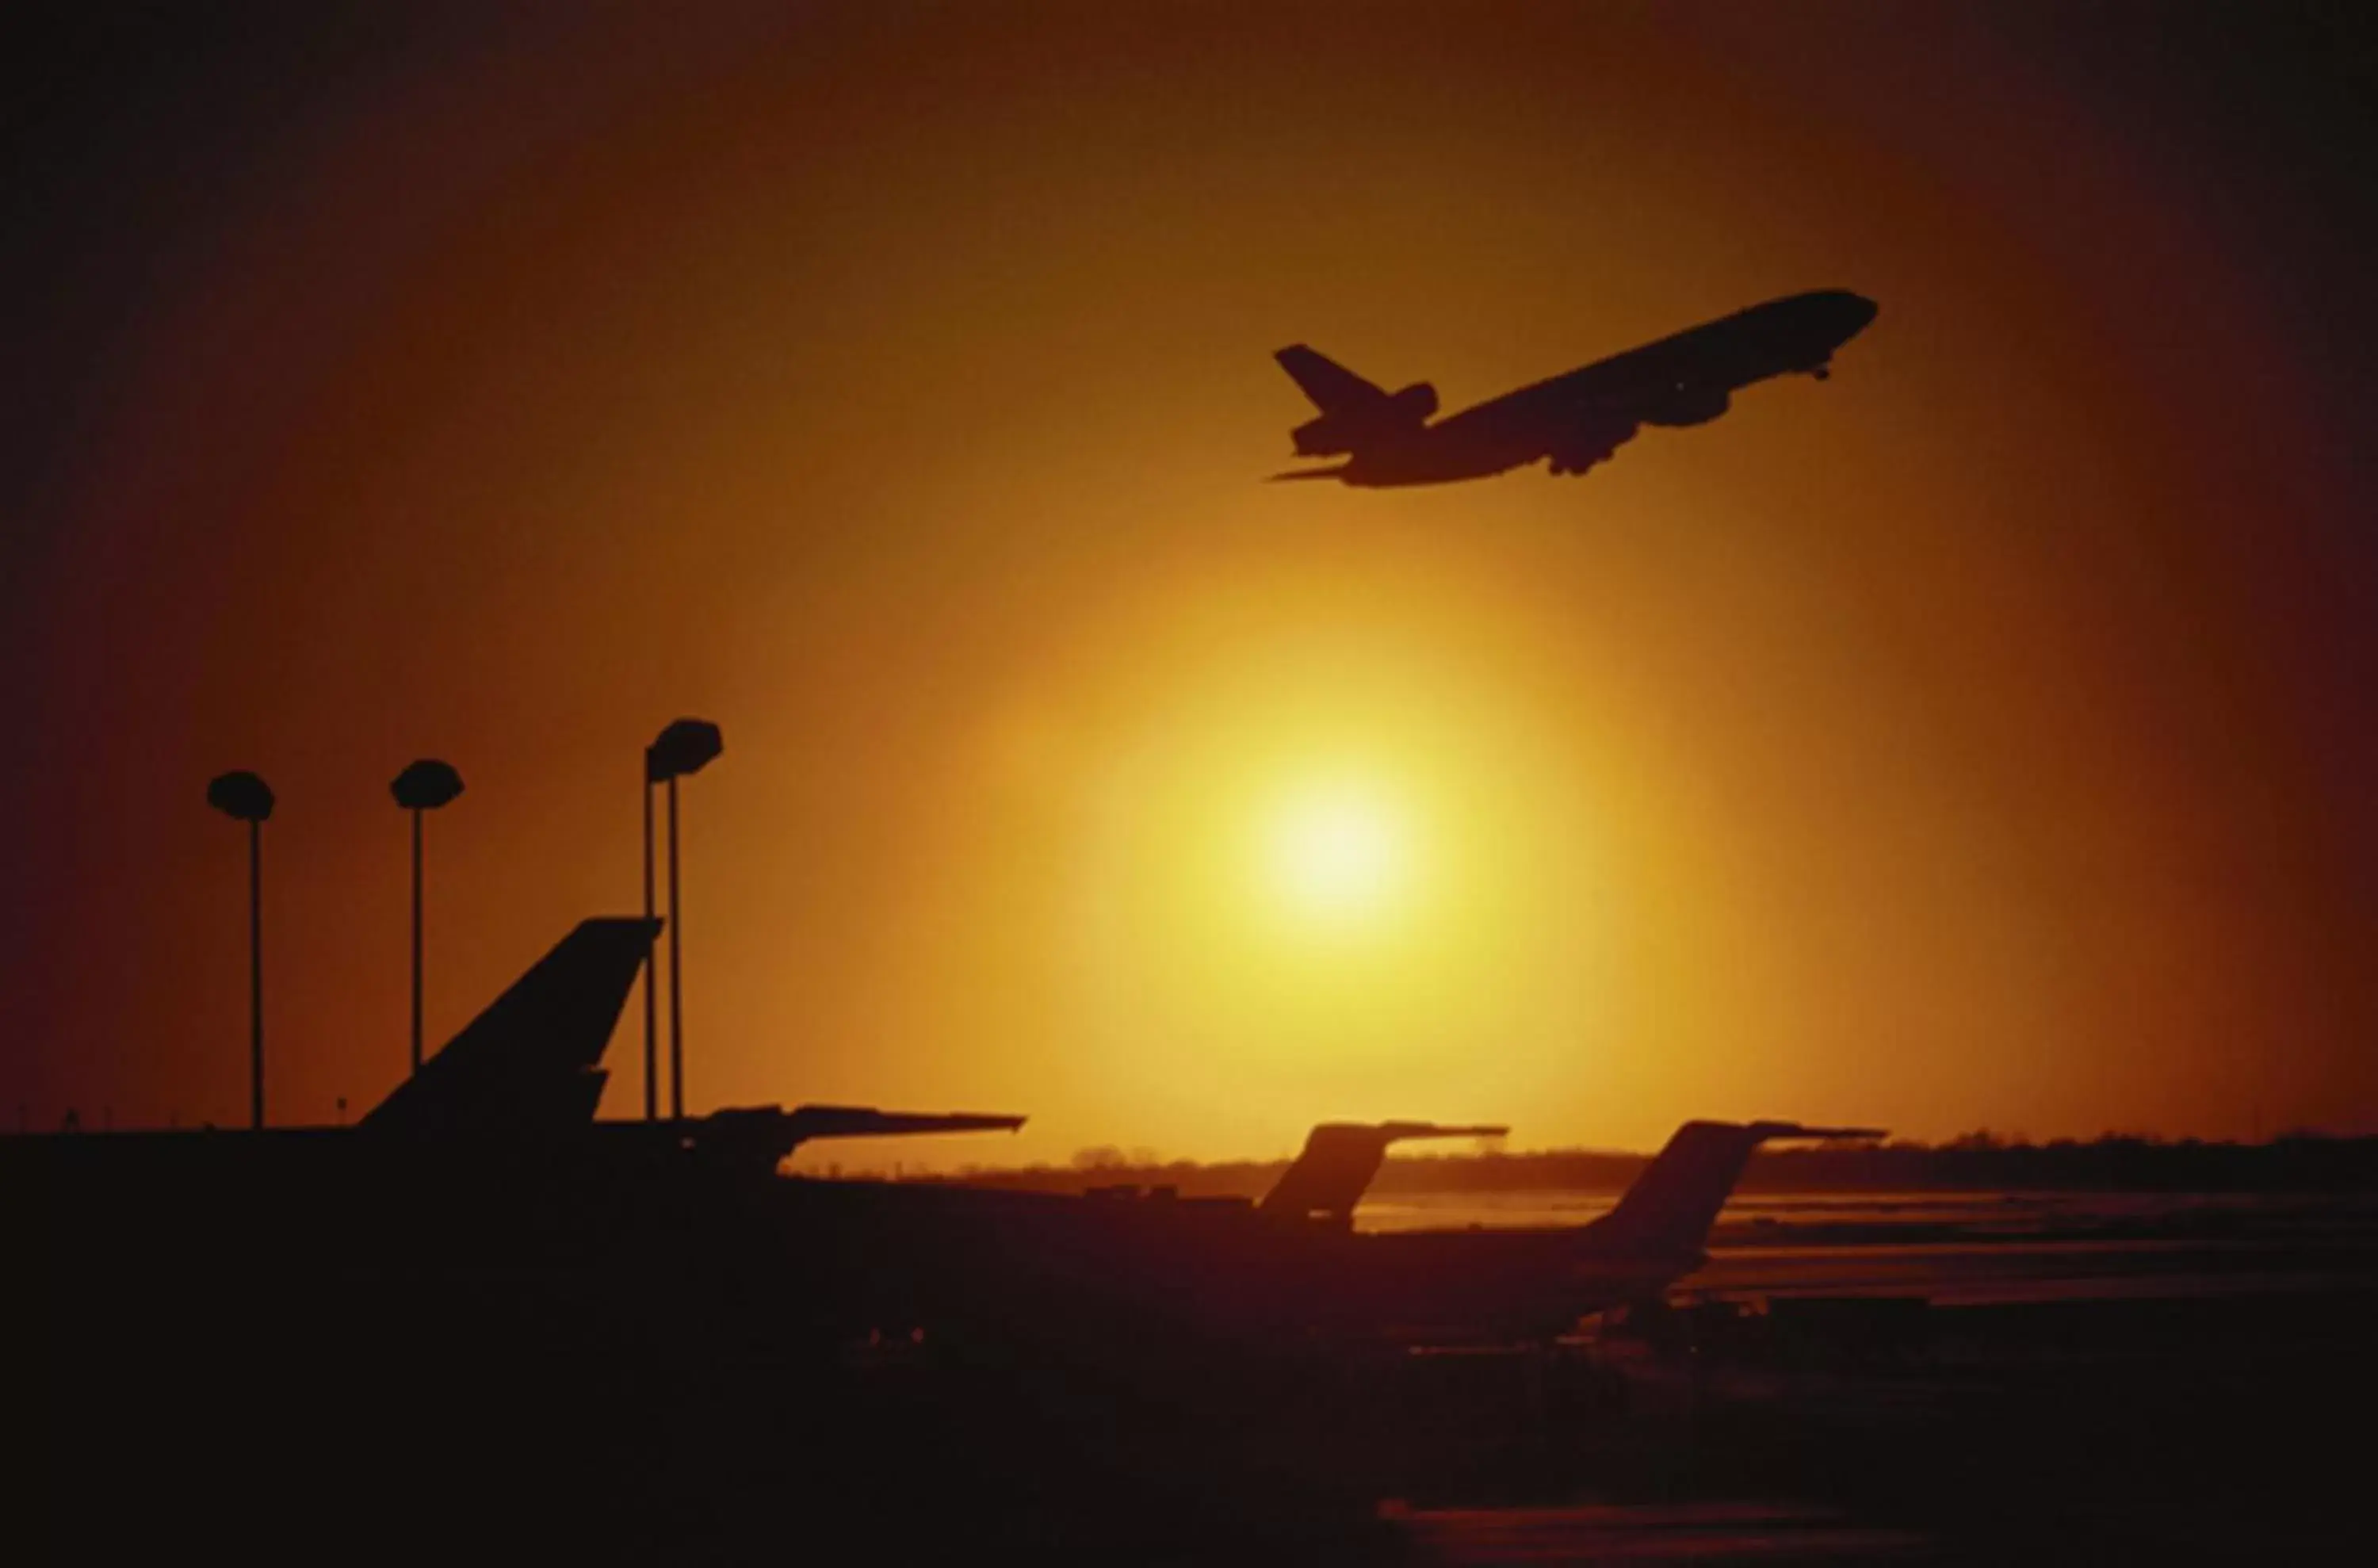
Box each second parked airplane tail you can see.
[1260,1120,1508,1230]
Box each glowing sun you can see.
[1262,778,1414,926]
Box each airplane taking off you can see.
[1271,289,1878,486]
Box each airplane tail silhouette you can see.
[360,916,660,1138]
[1275,345,1388,412]
[1260,1121,1508,1229]
[1275,344,1437,464]
[1581,1120,1884,1258]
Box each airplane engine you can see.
[1642,383,1731,426]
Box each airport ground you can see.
[17,1189,2376,1564]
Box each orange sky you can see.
[5,4,2373,1165]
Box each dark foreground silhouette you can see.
[13,915,2372,1562]
[1271,290,1877,486]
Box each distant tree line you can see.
[918,1131,2378,1196]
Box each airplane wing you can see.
[1431,334,1738,477]
[1428,368,1646,476]
[681,1103,1027,1176]
[780,1105,1028,1143]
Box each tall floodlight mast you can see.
[389,759,465,1074]
[645,719,724,1123]
[641,746,659,1121]
[205,771,275,1130]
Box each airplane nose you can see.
[1847,293,1879,330]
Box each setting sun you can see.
[1263,778,1413,927]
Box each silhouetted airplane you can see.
[359,915,1026,1161]
[1328,1119,1885,1338]
[1271,289,1879,486]
[828,1117,1883,1348]
[5,915,1023,1198]
[1238,1117,1887,1338]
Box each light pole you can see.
[641,748,658,1121]
[205,770,274,1130]
[389,759,465,1075]
[646,719,723,1123]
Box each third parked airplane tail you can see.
[1580,1120,1886,1259]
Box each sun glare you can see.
[1263,779,1413,927]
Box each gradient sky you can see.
[5,2,2373,1165]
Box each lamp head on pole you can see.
[647,718,724,783]
[206,771,275,823]
[390,759,465,811]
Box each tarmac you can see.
[18,1187,2376,1563]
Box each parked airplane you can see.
[1318,1119,1886,1340]
[1271,289,1878,486]
[6,915,1023,1234]
[813,1117,1883,1348]
[359,914,1025,1163]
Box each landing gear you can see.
[1811,363,1831,381]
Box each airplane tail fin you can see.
[1275,345,1388,413]
[1260,1120,1508,1229]
[1581,1121,1883,1258]
[360,916,660,1138]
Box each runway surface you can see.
[1363,1191,2378,1563]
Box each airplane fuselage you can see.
[754,1175,1714,1348]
